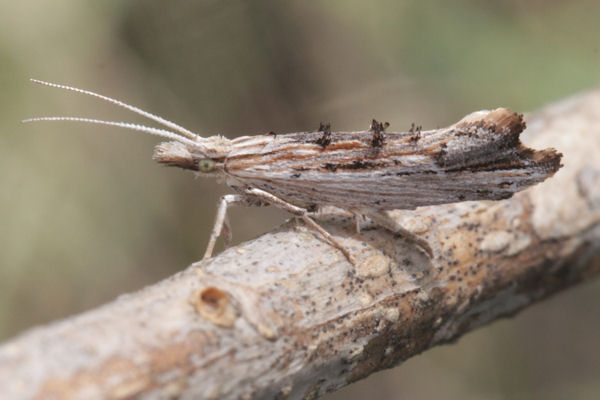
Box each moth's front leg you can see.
[203,194,262,260]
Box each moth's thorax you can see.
[199,135,234,158]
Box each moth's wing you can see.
[226,109,562,210]
[224,161,560,210]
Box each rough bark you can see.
[1,89,599,400]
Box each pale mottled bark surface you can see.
[1,89,599,400]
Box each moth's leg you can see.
[306,205,357,228]
[203,194,257,260]
[363,210,433,257]
[351,211,364,234]
[221,213,232,248]
[244,188,358,265]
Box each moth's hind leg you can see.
[363,210,433,258]
[351,211,367,234]
[243,188,359,265]
[203,194,264,260]
[305,205,363,233]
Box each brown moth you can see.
[25,80,562,265]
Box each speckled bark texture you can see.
[1,90,599,400]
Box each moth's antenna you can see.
[28,79,200,141]
[22,117,200,147]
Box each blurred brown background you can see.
[2,1,599,398]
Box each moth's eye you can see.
[198,159,215,173]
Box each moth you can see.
[25,79,562,265]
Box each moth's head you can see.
[153,136,232,175]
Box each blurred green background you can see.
[2,1,599,398]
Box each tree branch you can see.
[1,89,600,400]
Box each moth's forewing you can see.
[223,109,562,210]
